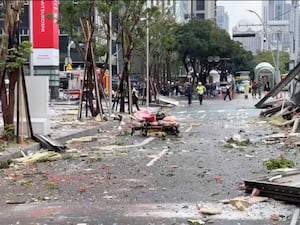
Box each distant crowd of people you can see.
[128,78,272,111]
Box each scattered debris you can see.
[65,109,78,115]
[251,188,260,197]
[221,196,268,211]
[224,134,250,148]
[215,176,223,183]
[270,213,280,221]
[5,200,26,204]
[229,199,249,211]
[197,205,222,215]
[187,219,206,225]
[34,134,66,152]
[244,169,300,203]
[12,151,62,164]
[270,116,295,127]
[66,136,97,145]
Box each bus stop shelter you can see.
[255,62,275,88]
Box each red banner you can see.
[32,0,59,49]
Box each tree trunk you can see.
[166,56,171,82]
[0,0,24,127]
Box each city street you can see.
[0,94,298,225]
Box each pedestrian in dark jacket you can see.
[186,83,193,106]
[132,88,140,111]
[223,83,232,101]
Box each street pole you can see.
[29,1,34,76]
[109,10,113,116]
[66,40,74,103]
[146,12,149,108]
[116,43,119,75]
[247,9,279,86]
[67,41,74,65]
[276,33,280,85]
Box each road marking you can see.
[99,137,155,150]
[217,109,225,112]
[198,110,206,113]
[200,114,206,119]
[146,148,169,166]
[140,137,155,146]
[185,126,192,132]
[178,111,187,114]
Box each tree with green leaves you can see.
[143,9,178,83]
[0,0,31,132]
[252,51,289,74]
[59,0,160,113]
[176,19,254,84]
[59,0,111,118]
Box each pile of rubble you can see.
[256,62,300,132]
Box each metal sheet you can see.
[244,170,300,203]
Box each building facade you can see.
[262,0,300,67]
[149,0,217,21]
[216,5,229,33]
[188,0,216,20]
[232,27,262,55]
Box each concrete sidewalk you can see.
[0,101,161,163]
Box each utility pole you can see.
[247,9,280,86]
[109,10,112,116]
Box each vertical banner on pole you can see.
[32,0,59,66]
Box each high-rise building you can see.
[173,1,190,24]
[182,0,216,21]
[263,0,300,67]
[148,0,190,24]
[216,5,229,33]
[232,26,262,55]
[147,0,217,23]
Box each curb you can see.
[0,121,116,164]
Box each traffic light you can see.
[232,33,256,38]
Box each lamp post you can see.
[67,40,75,66]
[146,12,150,108]
[109,10,113,116]
[141,14,150,107]
[247,9,280,86]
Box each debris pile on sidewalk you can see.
[12,151,62,164]
[255,63,300,133]
[187,195,294,224]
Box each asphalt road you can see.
[0,94,298,225]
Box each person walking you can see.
[244,82,250,99]
[132,87,140,111]
[251,80,258,99]
[223,83,232,101]
[185,82,193,107]
[257,78,263,99]
[196,82,206,105]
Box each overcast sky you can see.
[217,0,263,34]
